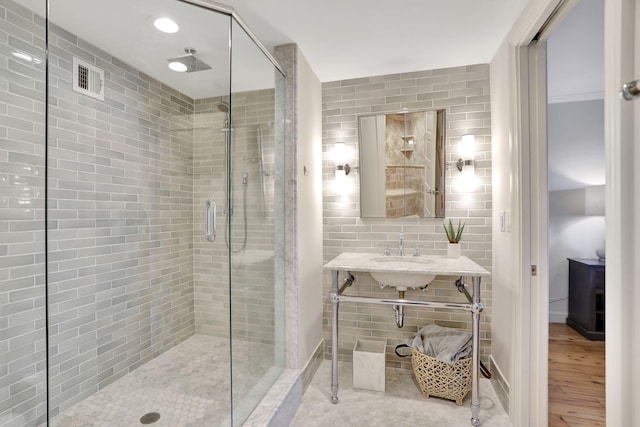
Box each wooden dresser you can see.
[566,258,605,341]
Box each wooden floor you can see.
[548,323,605,427]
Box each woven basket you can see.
[410,347,472,405]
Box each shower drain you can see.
[140,412,161,424]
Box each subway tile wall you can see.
[192,91,278,345]
[0,2,48,426]
[322,64,493,369]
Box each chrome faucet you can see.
[397,233,405,256]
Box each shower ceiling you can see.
[19,0,274,99]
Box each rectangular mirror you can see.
[358,110,446,218]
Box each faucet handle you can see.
[376,242,391,256]
[413,244,426,257]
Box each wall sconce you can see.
[335,142,351,176]
[456,134,475,172]
[454,134,476,193]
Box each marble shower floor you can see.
[291,360,512,427]
[48,336,511,427]
[49,335,276,427]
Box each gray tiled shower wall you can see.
[321,65,493,370]
[0,2,48,426]
[0,2,278,425]
[48,11,196,422]
[192,93,277,344]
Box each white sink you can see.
[368,256,436,290]
[324,253,490,289]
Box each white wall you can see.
[546,0,605,103]
[548,190,605,321]
[547,99,605,322]
[296,49,324,366]
[489,41,514,397]
[275,43,323,371]
[548,100,605,191]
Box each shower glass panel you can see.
[0,1,48,426]
[0,0,289,426]
[228,19,286,425]
[45,1,234,425]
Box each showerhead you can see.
[167,47,211,73]
[217,101,229,113]
[218,100,231,131]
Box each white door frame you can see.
[525,38,550,427]
[504,3,564,425]
[603,0,637,425]
[510,37,552,427]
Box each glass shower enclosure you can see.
[0,0,286,426]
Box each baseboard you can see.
[301,340,324,392]
[489,355,510,414]
[548,311,567,324]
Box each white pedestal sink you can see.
[368,256,436,290]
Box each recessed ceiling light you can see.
[168,61,188,72]
[154,17,179,34]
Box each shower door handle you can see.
[205,199,216,242]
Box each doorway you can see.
[545,0,606,424]
[497,0,635,424]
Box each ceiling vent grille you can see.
[72,57,104,101]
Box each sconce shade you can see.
[584,185,605,216]
[454,134,475,175]
[453,134,476,191]
[334,142,351,176]
[334,142,346,164]
[459,134,475,159]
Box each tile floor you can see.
[291,360,512,427]
[49,335,277,427]
[47,337,511,427]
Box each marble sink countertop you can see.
[323,252,491,277]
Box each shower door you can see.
[44,1,236,425]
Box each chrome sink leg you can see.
[470,275,482,426]
[330,269,340,404]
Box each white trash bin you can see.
[353,337,387,392]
